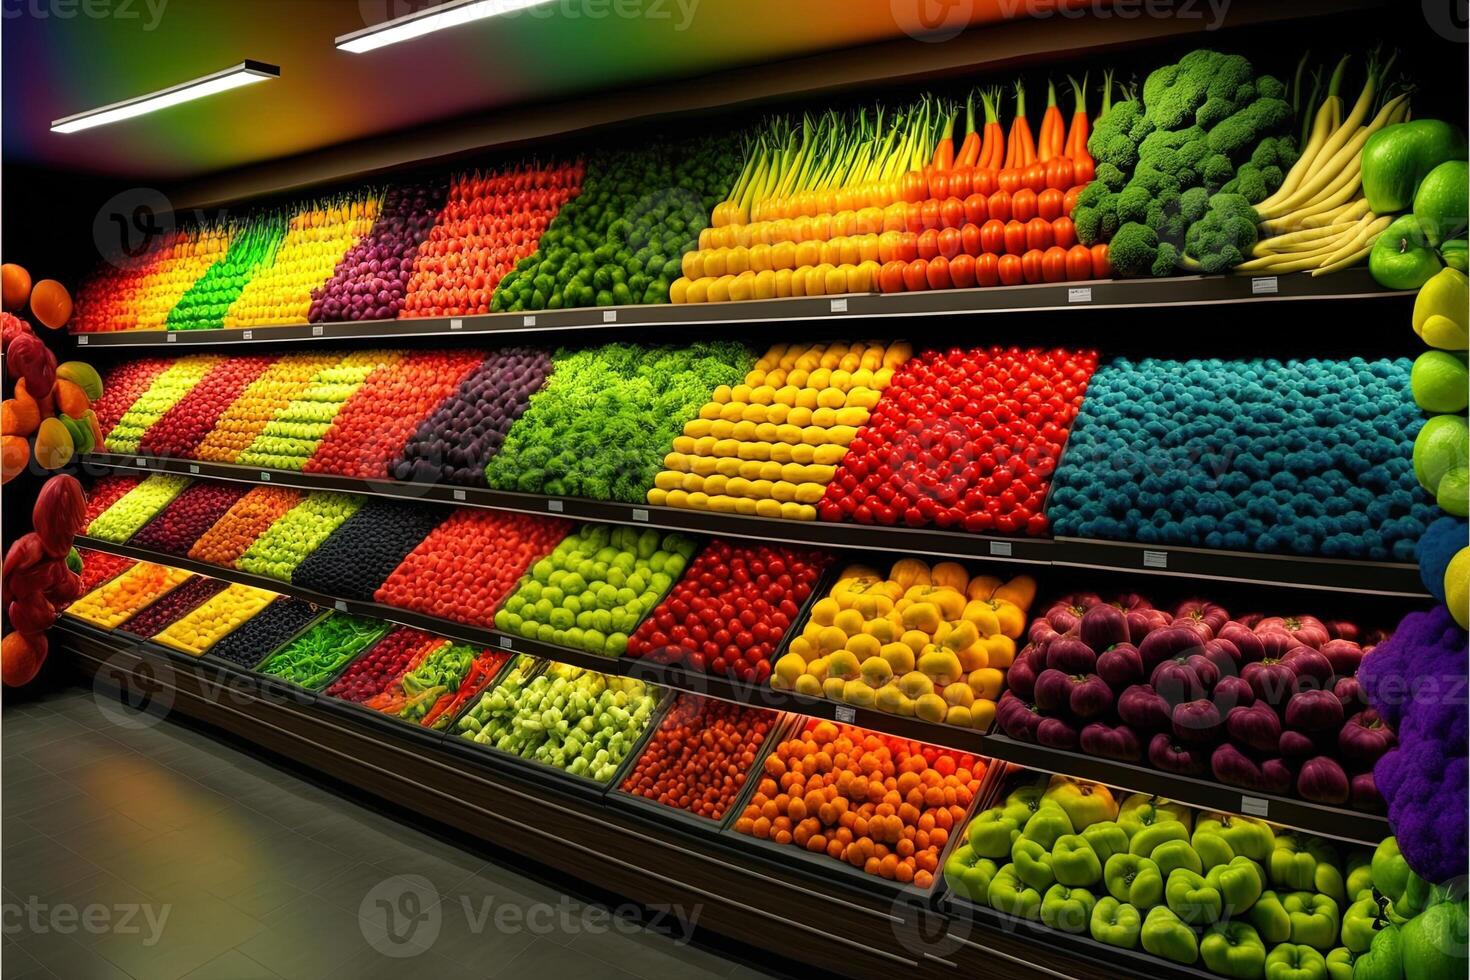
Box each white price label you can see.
[522,315,536,327]
[452,489,466,501]
[189,464,200,475]
[166,333,177,343]
[1251,276,1279,295]
[312,325,324,337]
[1068,287,1093,304]
[602,310,617,323]
[498,636,513,650]
[1241,796,1270,817]
[260,472,271,482]
[449,319,463,331]
[547,500,564,513]
[243,330,253,340]
[989,541,1013,557]
[334,600,348,612]
[834,706,856,723]
[631,509,649,522]
[1143,550,1169,569]
[829,298,848,313]
[77,336,88,346]
[135,458,147,467]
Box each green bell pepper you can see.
[942,845,998,903]
[1090,897,1142,949]
[1021,803,1075,849]
[1000,782,1049,826]
[1166,868,1224,925]
[968,808,1021,859]
[1012,837,1056,892]
[1400,898,1468,980]
[1081,821,1130,865]
[1251,890,1292,944]
[1282,891,1340,951]
[988,863,1042,920]
[1194,830,1238,871]
[1271,834,1346,908]
[1105,853,1165,908]
[1370,838,1415,907]
[1119,794,1193,838]
[1141,905,1199,965]
[1352,923,1403,980]
[1152,839,1205,880]
[1396,870,1435,921]
[1346,852,1374,903]
[1131,819,1191,857]
[1341,893,1387,953]
[1324,947,1355,980]
[1196,812,1276,863]
[1052,834,1103,887]
[1201,921,1268,979]
[1207,855,1265,917]
[1265,943,1327,980]
[1040,884,1096,934]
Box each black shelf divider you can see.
[81,453,1429,597]
[71,269,1404,348]
[72,535,1394,844]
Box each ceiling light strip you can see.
[336,0,554,54]
[51,61,280,134]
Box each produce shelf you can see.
[81,454,1429,597]
[71,535,1395,844]
[70,269,1404,348]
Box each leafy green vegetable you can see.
[257,613,389,690]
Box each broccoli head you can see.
[1222,161,1286,203]
[1201,152,1236,188]
[1129,165,1183,198]
[1206,96,1291,158]
[1179,186,1211,224]
[1108,222,1162,278]
[1073,190,1118,246]
[1088,100,1146,170]
[1116,184,1152,224]
[1184,192,1260,274]
[1152,241,1182,277]
[1143,50,1254,131]
[1250,134,1299,171]
[1093,162,1129,192]
[1256,74,1287,101]
[1074,180,1112,210]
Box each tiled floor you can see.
[2,686,789,980]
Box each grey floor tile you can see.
[565,909,735,980]
[411,888,539,965]
[179,949,283,980]
[2,838,101,896]
[491,936,643,980]
[0,776,81,814]
[0,945,43,979]
[312,863,406,916]
[90,892,264,980]
[215,877,304,920]
[237,896,376,980]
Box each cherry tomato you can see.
[879,259,907,294]
[902,259,930,291]
[1003,220,1028,256]
[1037,187,1065,221]
[960,222,983,256]
[925,255,952,290]
[1091,243,1111,278]
[997,253,1024,285]
[963,193,988,226]
[940,197,966,229]
[1042,246,1069,283]
[1066,244,1093,280]
[937,227,962,260]
[972,167,998,197]
[987,190,1012,223]
[949,253,977,288]
[917,228,940,260]
[976,252,1000,287]
[979,218,1007,255]
[1052,216,1077,249]
[896,232,919,263]
[997,168,1022,194]
[1020,249,1045,284]
[1012,188,1038,223]
[1044,157,1075,191]
[1025,217,1054,252]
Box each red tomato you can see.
[1037,187,1065,221]
[897,232,919,263]
[917,228,941,260]
[1073,158,1096,184]
[1003,220,1027,256]
[905,202,924,233]
[926,255,952,290]
[940,197,966,229]
[1020,249,1044,284]
[1044,157,1075,190]
[920,199,942,231]
[902,259,930,291]
[936,227,962,260]
[1042,246,1069,283]
[979,219,1006,255]
[956,222,981,256]
[1065,244,1093,280]
[997,253,1024,285]
[928,171,949,200]
[1052,216,1077,249]
[973,168,998,197]
[949,253,977,288]
[1025,217,1054,251]
[963,193,988,225]
[879,259,907,293]
[1063,185,1084,216]
[1090,243,1111,278]
[997,168,1022,194]
[987,190,1012,223]
[1012,188,1038,223]
[976,252,1000,287]
[1023,162,1047,193]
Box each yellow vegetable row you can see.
[64,563,193,630]
[154,583,278,655]
[772,560,1037,730]
[699,208,909,251]
[670,262,880,305]
[681,234,890,280]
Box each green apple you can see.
[1362,119,1468,213]
[1437,465,1469,517]
[1415,160,1469,246]
[1043,776,1119,830]
[1442,238,1468,272]
[1371,214,1444,290]
[1411,351,1470,413]
[1414,414,1469,494]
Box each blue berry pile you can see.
[1047,357,1432,560]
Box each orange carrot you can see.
[956,92,980,167]
[1066,73,1093,164]
[1039,80,1065,162]
[979,87,1005,170]
[932,103,956,171]
[1009,81,1036,168]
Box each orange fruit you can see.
[29,280,71,329]
[1,398,38,437]
[1,435,27,483]
[1,264,30,311]
[52,378,89,418]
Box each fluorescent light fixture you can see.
[336,0,554,53]
[51,61,279,134]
